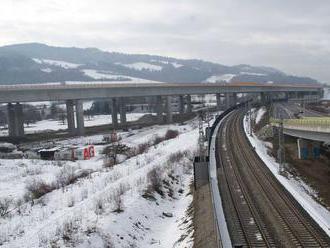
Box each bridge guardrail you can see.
[270,117,330,128]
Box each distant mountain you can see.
[0,43,319,85]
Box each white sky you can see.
[1,0,330,83]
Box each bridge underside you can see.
[284,128,330,143]
[2,88,322,139]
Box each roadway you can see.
[214,108,330,247]
[272,102,324,119]
[0,82,323,103]
[271,102,330,143]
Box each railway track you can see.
[215,109,330,247]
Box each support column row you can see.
[154,95,193,124]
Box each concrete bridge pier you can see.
[297,138,321,160]
[216,93,221,110]
[166,96,173,123]
[225,93,230,109]
[155,95,163,123]
[66,100,75,134]
[119,97,127,126]
[260,92,266,104]
[186,95,192,113]
[75,100,85,136]
[111,98,119,129]
[7,103,24,138]
[179,95,185,114]
[231,93,237,106]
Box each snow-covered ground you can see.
[0,117,204,247]
[205,74,236,83]
[239,72,267,76]
[255,107,266,124]
[82,69,164,84]
[322,88,330,100]
[243,115,330,236]
[0,113,149,136]
[118,62,162,72]
[33,58,82,69]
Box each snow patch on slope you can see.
[33,58,82,69]
[240,72,267,76]
[150,60,183,68]
[255,107,266,124]
[322,88,330,100]
[40,68,52,73]
[82,69,164,84]
[205,74,236,83]
[172,62,184,68]
[120,62,162,71]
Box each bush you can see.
[26,179,55,199]
[153,135,165,146]
[147,167,164,196]
[136,142,149,155]
[95,197,105,215]
[0,198,12,218]
[164,129,179,140]
[56,165,76,188]
[168,151,185,163]
[61,218,80,244]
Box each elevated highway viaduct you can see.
[0,82,323,138]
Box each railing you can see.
[271,117,330,128]
[270,117,330,133]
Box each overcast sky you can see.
[1,0,329,83]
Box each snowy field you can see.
[243,114,330,236]
[322,88,330,100]
[204,74,235,83]
[81,69,163,84]
[0,116,207,247]
[0,113,149,137]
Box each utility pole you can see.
[198,111,206,161]
[277,118,285,174]
[248,100,253,136]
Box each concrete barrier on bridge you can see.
[271,117,330,133]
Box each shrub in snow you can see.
[0,143,16,153]
[0,197,12,218]
[153,135,165,146]
[146,167,164,196]
[56,165,75,187]
[25,178,56,200]
[168,151,185,163]
[94,197,105,215]
[112,193,124,213]
[25,165,42,176]
[67,196,75,208]
[164,129,179,140]
[136,142,150,155]
[103,143,130,167]
[103,156,116,168]
[61,218,81,245]
[80,188,89,200]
